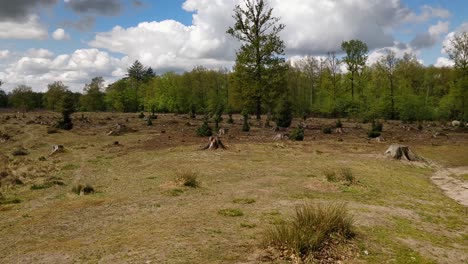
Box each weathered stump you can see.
[201,136,226,150]
[384,144,418,161]
[273,133,289,141]
[50,145,65,156]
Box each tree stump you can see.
[273,133,289,141]
[201,136,226,150]
[384,144,418,161]
[50,145,65,156]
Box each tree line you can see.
[0,0,466,124]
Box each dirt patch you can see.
[398,238,468,264]
[431,166,468,207]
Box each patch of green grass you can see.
[233,198,256,204]
[218,208,244,217]
[341,168,356,185]
[264,203,354,258]
[61,164,80,170]
[324,170,338,182]
[240,223,257,228]
[0,197,21,205]
[168,188,184,196]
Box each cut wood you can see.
[201,136,226,150]
[273,133,289,141]
[384,144,418,161]
[50,145,65,156]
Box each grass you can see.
[233,198,256,204]
[0,112,467,264]
[176,172,200,188]
[0,197,21,205]
[264,203,355,258]
[218,208,244,217]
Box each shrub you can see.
[324,170,337,182]
[274,98,293,128]
[57,92,75,130]
[367,130,381,138]
[335,119,343,128]
[341,168,355,185]
[264,203,354,258]
[196,119,212,137]
[72,184,95,195]
[322,127,332,134]
[218,208,244,217]
[290,126,304,141]
[12,147,28,156]
[227,114,234,124]
[371,120,383,132]
[138,112,145,119]
[242,113,250,132]
[177,172,200,188]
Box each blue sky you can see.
[0,0,466,92]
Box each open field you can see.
[0,112,467,263]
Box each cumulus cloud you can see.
[88,0,452,74]
[442,22,468,53]
[0,15,48,40]
[65,0,122,16]
[0,0,58,22]
[0,50,10,60]
[410,21,449,49]
[52,28,71,40]
[0,49,128,92]
[434,57,454,68]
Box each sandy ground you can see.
[431,166,468,207]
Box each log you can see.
[384,144,418,161]
[201,136,226,150]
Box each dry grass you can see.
[0,112,466,263]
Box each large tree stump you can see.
[201,136,226,150]
[384,144,418,161]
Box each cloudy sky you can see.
[0,0,466,92]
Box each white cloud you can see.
[0,15,48,40]
[89,0,452,74]
[0,49,127,92]
[434,57,454,68]
[410,21,449,49]
[367,42,419,66]
[0,50,10,60]
[52,28,71,40]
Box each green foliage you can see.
[218,208,244,217]
[196,118,212,137]
[371,120,383,132]
[290,126,304,141]
[335,119,343,128]
[57,92,75,130]
[227,0,287,119]
[264,203,354,257]
[43,81,68,111]
[274,98,293,128]
[138,112,145,119]
[80,77,106,112]
[9,85,42,111]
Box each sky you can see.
[0,0,467,92]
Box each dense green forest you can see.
[0,1,467,123]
